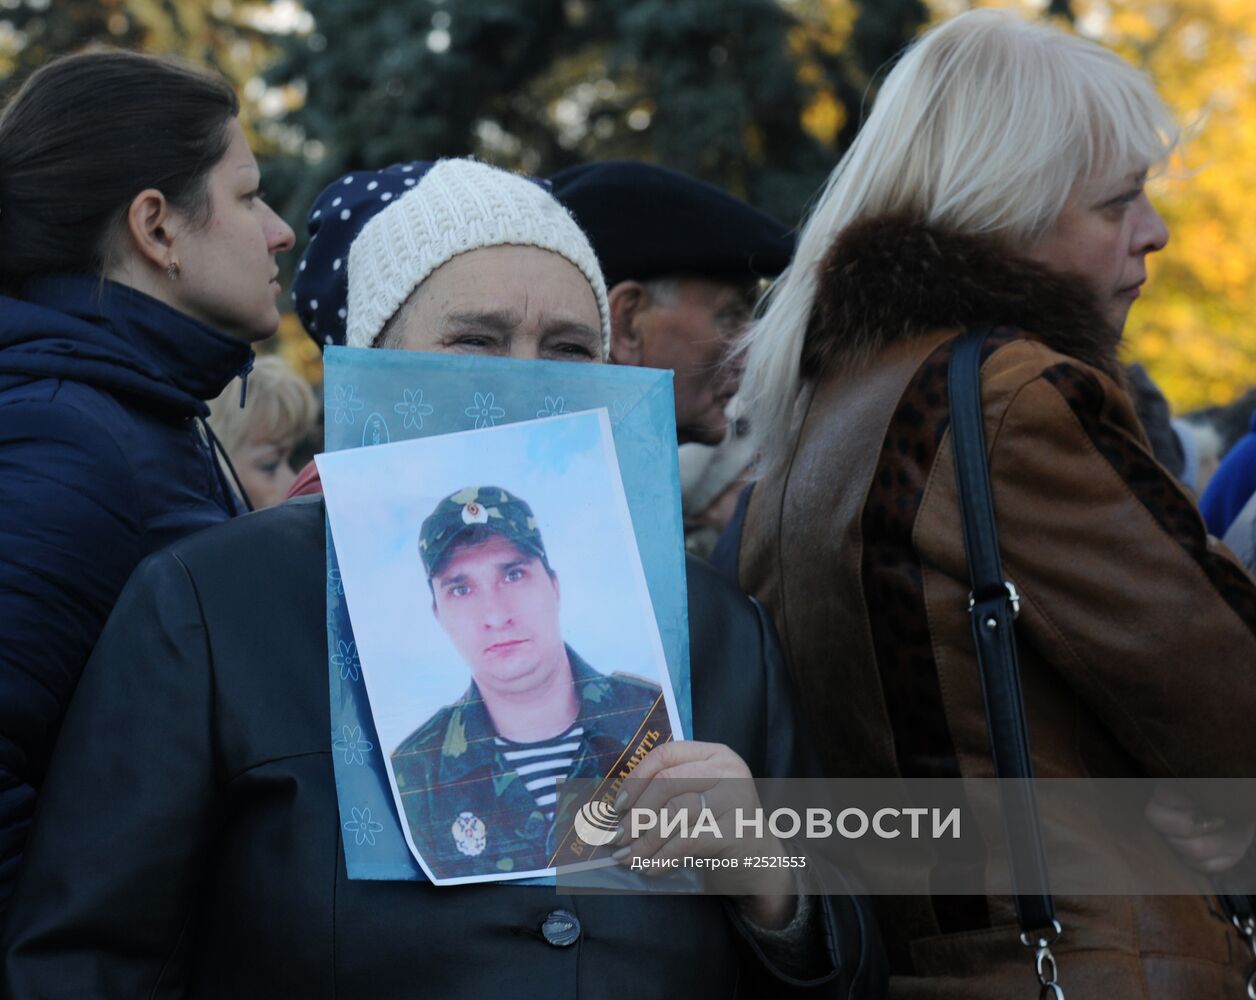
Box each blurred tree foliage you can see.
[261,0,927,387]
[1086,0,1256,410]
[264,0,926,233]
[0,0,289,119]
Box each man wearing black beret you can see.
[551,161,794,446]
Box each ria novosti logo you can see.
[573,800,620,847]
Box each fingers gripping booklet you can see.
[317,347,690,885]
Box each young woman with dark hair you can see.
[0,49,294,919]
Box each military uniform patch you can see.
[451,811,487,857]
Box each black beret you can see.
[550,161,794,289]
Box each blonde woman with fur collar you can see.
[736,10,1256,998]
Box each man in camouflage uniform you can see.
[391,485,667,880]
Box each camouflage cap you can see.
[419,486,549,579]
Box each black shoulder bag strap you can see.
[948,326,1064,998]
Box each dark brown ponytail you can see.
[0,49,239,293]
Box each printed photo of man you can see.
[391,485,669,880]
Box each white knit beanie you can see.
[346,158,610,353]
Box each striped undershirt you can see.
[495,724,585,821]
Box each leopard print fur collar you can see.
[802,214,1123,383]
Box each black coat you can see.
[2,497,883,999]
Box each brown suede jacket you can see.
[741,216,1256,999]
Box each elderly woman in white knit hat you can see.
[292,158,608,357]
[285,159,614,498]
[3,158,883,999]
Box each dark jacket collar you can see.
[803,215,1123,383]
[0,274,253,416]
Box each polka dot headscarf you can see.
[292,162,435,348]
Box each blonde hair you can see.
[207,355,319,455]
[739,8,1178,463]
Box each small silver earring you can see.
[166,260,181,281]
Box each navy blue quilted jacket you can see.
[0,275,251,921]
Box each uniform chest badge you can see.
[451,811,487,857]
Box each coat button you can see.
[541,909,581,947]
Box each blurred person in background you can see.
[208,355,319,508]
[0,49,293,922]
[678,406,758,559]
[1124,363,1186,483]
[1200,401,1256,538]
[1179,388,1256,501]
[734,9,1256,997]
[1222,488,1256,575]
[1121,362,1222,496]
